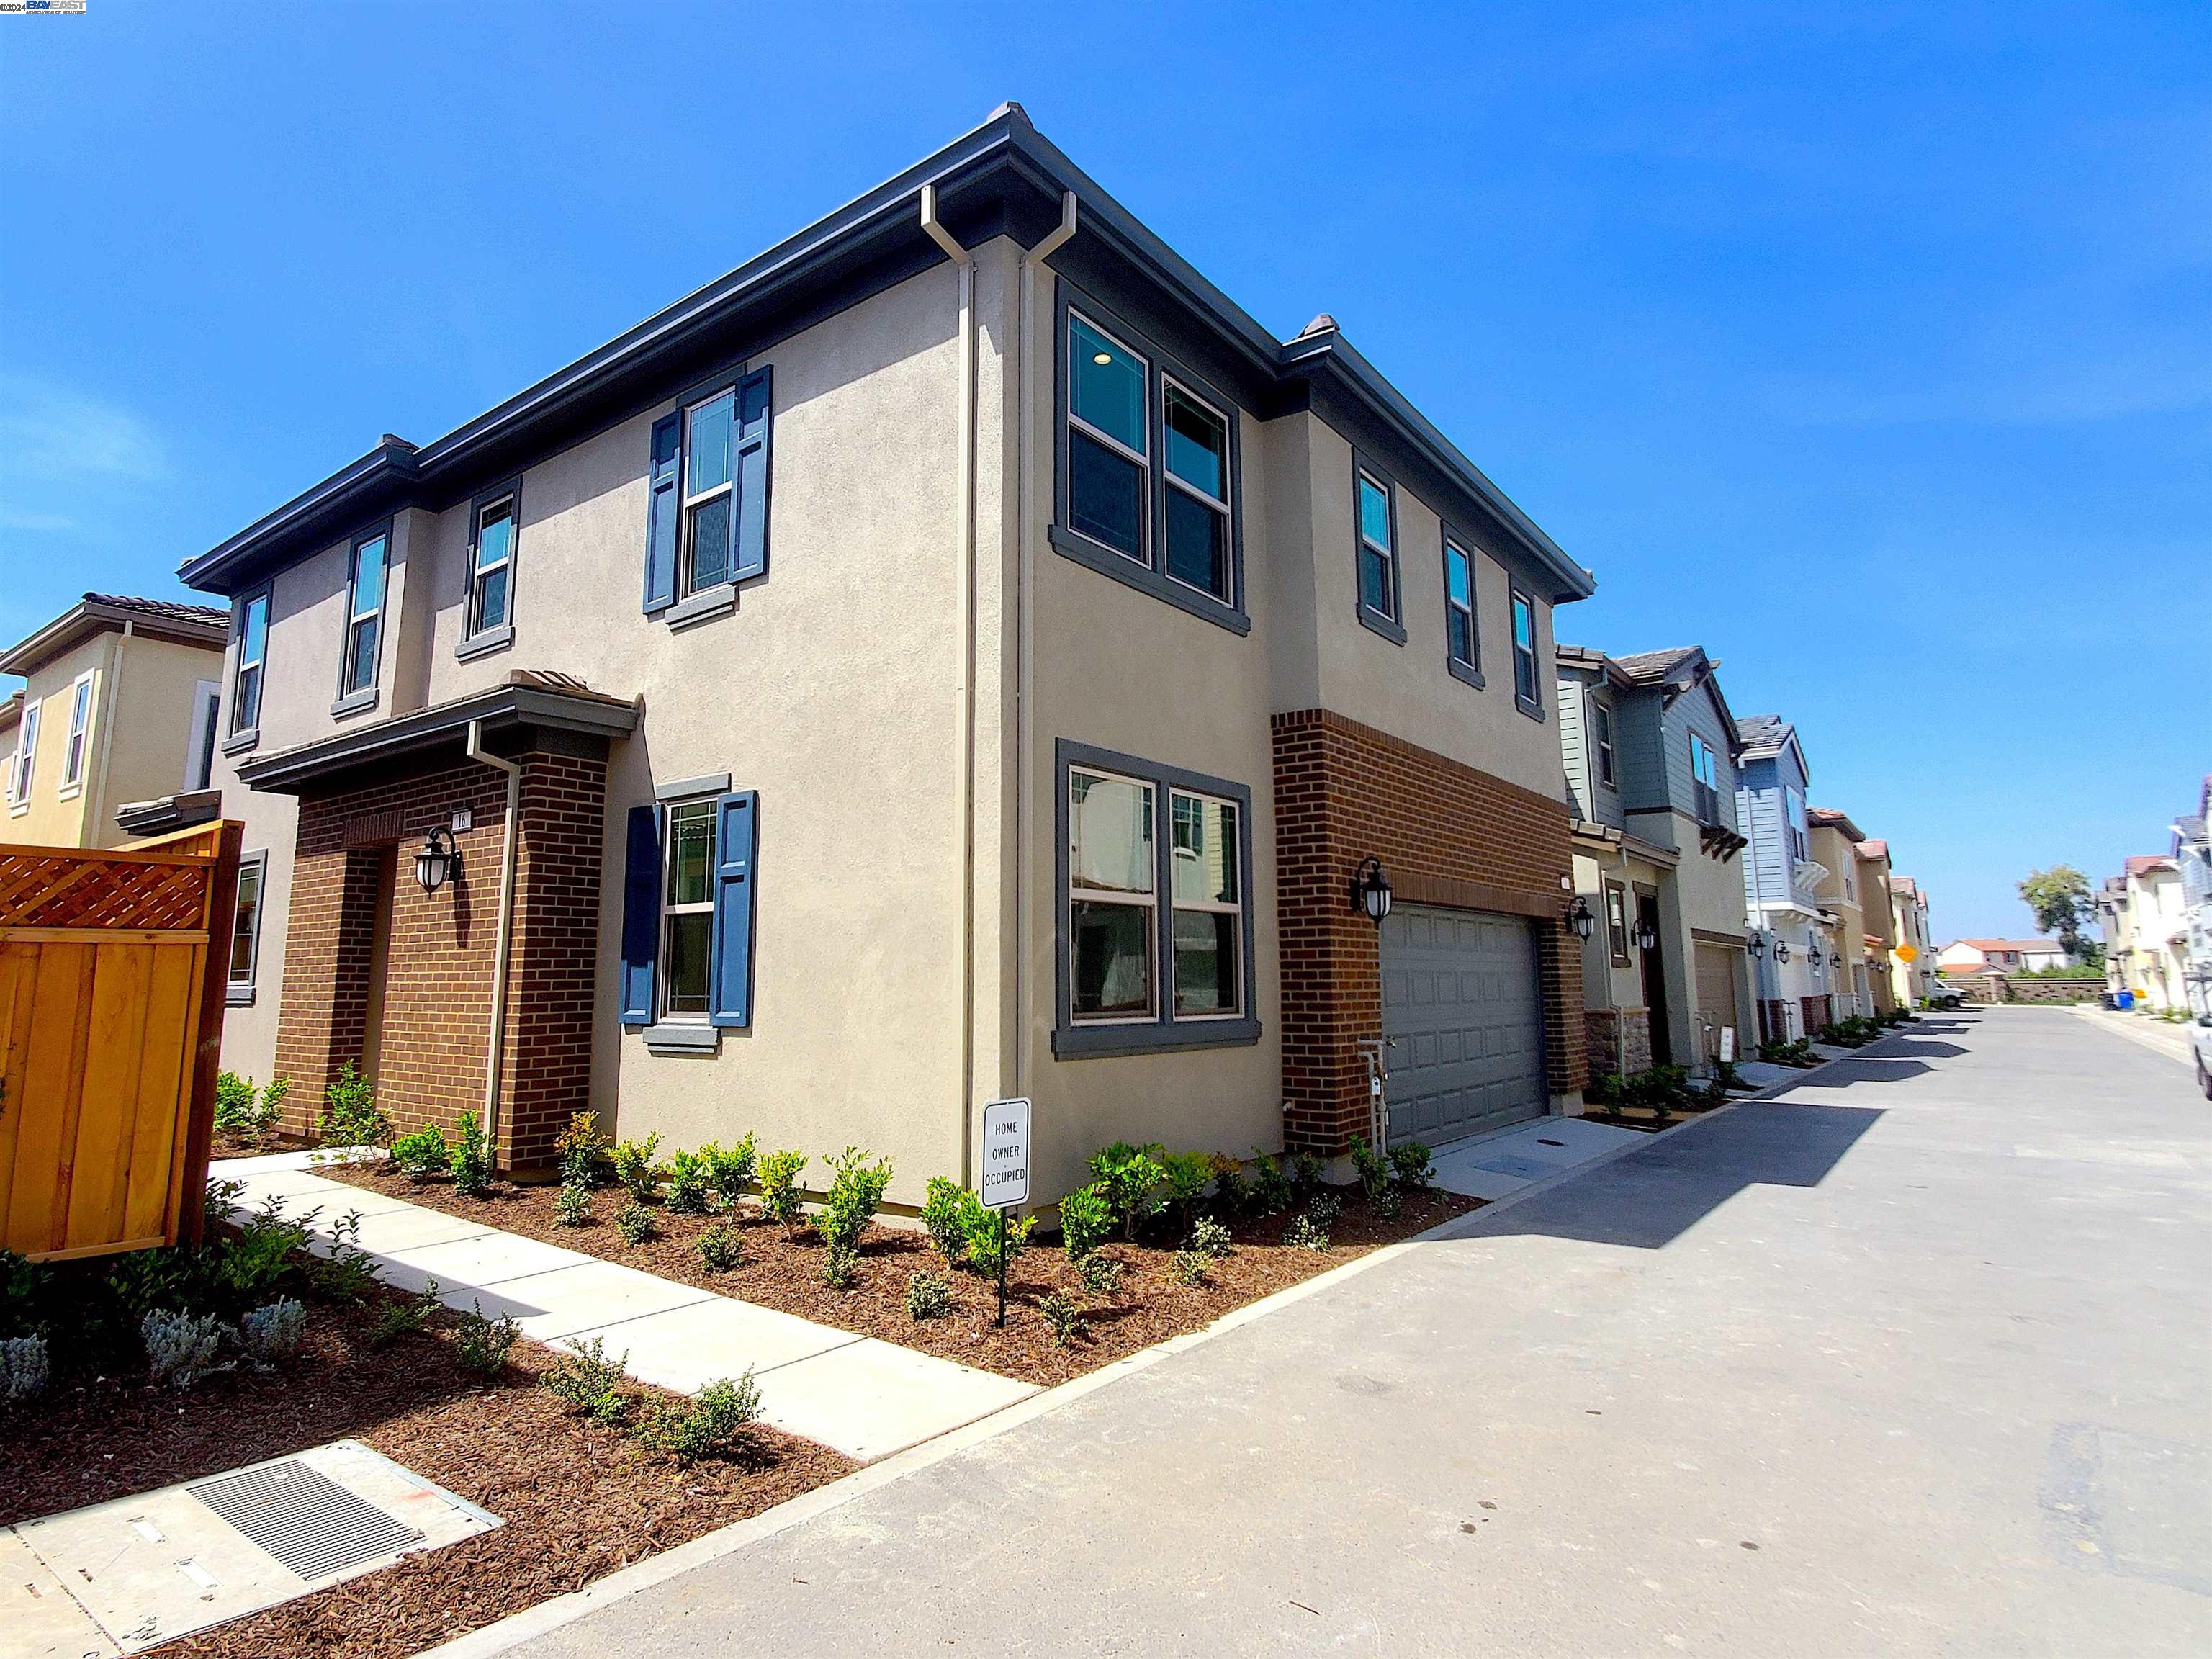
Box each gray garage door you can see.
[1380,904,1547,1147]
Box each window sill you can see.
[225,984,256,1008]
[7,803,27,819]
[455,624,514,662]
[1047,525,1249,637]
[56,783,82,802]
[666,583,737,631]
[1447,657,1485,692]
[1051,1017,1261,1059]
[331,686,380,719]
[221,728,259,757]
[1514,693,1546,723]
[639,1021,721,1055]
[1356,603,1407,647]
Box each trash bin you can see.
[2116,989,2134,1010]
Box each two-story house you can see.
[183,107,1596,1205]
[1806,808,1870,1020]
[1889,876,1936,1005]
[1855,838,1898,1015]
[2175,780,2211,1021]
[2096,857,2188,1012]
[1735,714,1835,1042]
[1935,938,2067,974]
[1555,645,1751,1078]
[2,593,229,848]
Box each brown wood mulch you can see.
[316,1161,1483,1388]
[1,1294,851,1659]
[1588,1100,1730,1134]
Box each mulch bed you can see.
[2,1287,851,1659]
[1588,1100,1730,1134]
[318,1161,1482,1388]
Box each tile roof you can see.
[2126,855,2177,877]
[1735,714,1791,757]
[1954,938,2062,952]
[82,593,229,628]
[1858,838,1889,859]
[1612,647,1703,684]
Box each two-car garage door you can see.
[1380,905,1547,1148]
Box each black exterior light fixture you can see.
[414,827,460,894]
[1351,857,1393,924]
[1776,941,1792,964]
[1808,944,1825,968]
[1633,917,1659,953]
[1747,931,1767,961]
[1565,895,1595,940]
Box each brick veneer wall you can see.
[1584,1006,1651,1077]
[1272,709,1586,1156]
[272,747,607,1172]
[1799,994,1833,1034]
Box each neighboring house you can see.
[181,106,1599,1205]
[1735,714,1833,1042]
[1555,644,1751,1079]
[1889,876,1938,1005]
[1855,837,1897,1015]
[1,593,229,848]
[1936,938,2067,974]
[2098,856,2190,1012]
[1805,808,1869,1024]
[2175,780,2211,1020]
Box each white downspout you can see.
[1013,192,1078,1103]
[89,619,132,845]
[920,184,980,1187]
[467,718,521,1163]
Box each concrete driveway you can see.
[482,1009,2211,1658]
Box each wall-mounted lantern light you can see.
[1633,917,1659,953]
[1566,895,1595,940]
[1747,931,1767,960]
[414,827,460,894]
[1808,944,1825,968]
[1351,857,1393,924]
[1776,941,1792,963]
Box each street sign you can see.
[1895,943,1919,963]
[980,1097,1030,1210]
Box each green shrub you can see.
[1039,1290,1086,1346]
[963,1203,1033,1277]
[555,1112,611,1189]
[616,1202,657,1245]
[1158,1151,1214,1233]
[305,1209,379,1303]
[697,1134,757,1209]
[1390,1141,1434,1192]
[1077,1251,1124,1299]
[1169,1249,1208,1287]
[1,1250,53,1341]
[1285,1214,1331,1251]
[1086,1141,1166,1240]
[1056,1183,1114,1262]
[1208,1153,1249,1217]
[1712,1059,1745,1091]
[1372,1184,1403,1220]
[821,1241,858,1290]
[215,1072,288,1146]
[1247,1151,1292,1215]
[664,1151,713,1214]
[907,1270,953,1321]
[1347,1133,1390,1202]
[451,1112,493,1197]
[389,1125,451,1184]
[921,1176,968,1262]
[240,1297,306,1368]
[1307,1192,1343,1231]
[554,1183,593,1227]
[697,1223,743,1273]
[817,1147,892,1257]
[1291,1154,1326,1205]
[2,1333,51,1403]
[637,1372,760,1465]
[366,1282,442,1347]
[757,1150,808,1228]
[544,1335,632,1424]
[1189,1216,1233,1259]
[611,1134,665,1203]
[453,1301,519,1377]
[1586,1071,1626,1111]
[142,1308,230,1388]
[320,1062,389,1148]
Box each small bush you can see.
[3,1249,53,1340]
[1586,1071,1626,1112]
[1189,1216,1233,1259]
[1390,1141,1434,1192]
[663,1150,713,1215]
[451,1112,493,1198]
[1087,1141,1166,1240]
[616,1202,658,1245]
[698,1136,759,1210]
[817,1146,891,1257]
[544,1334,632,1424]
[305,1210,379,1304]
[1208,1153,1249,1217]
[554,1183,593,1227]
[1159,1151,1215,1233]
[1712,1059,1745,1091]
[922,1177,969,1262]
[1285,1214,1331,1252]
[215,1072,288,1147]
[366,1282,441,1347]
[907,1270,953,1321]
[1372,1184,1403,1220]
[2,1333,50,1403]
[1039,1289,1087,1346]
[697,1223,743,1273]
[555,1112,611,1190]
[1169,1249,1208,1287]
[637,1372,760,1465]
[1308,1192,1343,1231]
[757,1149,808,1228]
[389,1125,452,1184]
[453,1301,519,1377]
[1291,1154,1326,1205]
[320,1062,390,1149]
[611,1133,665,1203]
[1076,1251,1123,1299]
[1248,1151,1292,1215]
[963,1202,1033,1277]
[1348,1133,1390,1203]
[143,1308,230,1388]
[240,1297,306,1368]
[821,1241,858,1290]
[1056,1182,1114,1262]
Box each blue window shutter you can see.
[619,804,660,1023]
[644,413,681,613]
[709,790,757,1028]
[732,367,772,583]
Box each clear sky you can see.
[3,2,2205,941]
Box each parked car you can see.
[2192,1005,2212,1101]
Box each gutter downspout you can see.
[920,184,980,1188]
[1012,192,1078,1105]
[89,619,131,844]
[467,719,521,1166]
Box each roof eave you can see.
[0,599,228,675]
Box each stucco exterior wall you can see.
[6,632,110,847]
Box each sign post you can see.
[980,1098,1030,1328]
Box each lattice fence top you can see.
[0,850,210,931]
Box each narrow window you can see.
[1511,590,1539,708]
[1169,790,1243,1017]
[1594,702,1617,788]
[683,390,735,595]
[1068,767,1156,1021]
[1690,732,1720,823]
[1785,788,1808,860]
[1357,472,1396,619]
[660,797,718,1020]
[7,704,37,807]
[1444,538,1478,671]
[187,680,220,791]
[231,590,268,734]
[60,673,94,788]
[1162,382,1231,601]
[470,493,516,636]
[1606,882,1631,966]
[1067,313,1149,563]
[228,852,266,999]
[341,532,386,697]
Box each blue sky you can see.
[2,1,2205,940]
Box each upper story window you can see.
[469,490,517,640]
[1593,701,1617,788]
[1444,536,1480,685]
[1690,731,1722,824]
[341,529,387,700]
[1510,589,1541,714]
[6,703,37,809]
[1357,471,1398,629]
[1054,298,1246,631]
[1786,787,1808,860]
[684,390,737,595]
[644,368,772,625]
[230,590,268,738]
[187,680,220,791]
[60,672,94,791]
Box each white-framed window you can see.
[1510,588,1540,709]
[186,680,220,791]
[1690,730,1722,823]
[227,850,266,1003]
[341,531,387,697]
[231,589,269,735]
[1357,470,1397,620]
[682,388,736,598]
[660,796,719,1020]
[469,491,517,637]
[1786,787,1809,860]
[1066,311,1151,567]
[1068,766,1157,1023]
[1444,536,1478,673]
[7,703,37,809]
[60,671,94,791]
[1593,701,1617,788]
[1169,788,1244,1019]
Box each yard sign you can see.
[980,1097,1030,1327]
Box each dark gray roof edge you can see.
[115,788,223,837]
[180,105,1590,605]
[1,594,232,675]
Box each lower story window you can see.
[227,851,266,1004]
[661,798,716,1018]
[1170,791,1242,1017]
[1069,768,1156,1020]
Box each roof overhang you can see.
[1,598,228,676]
[234,676,639,796]
[115,788,223,838]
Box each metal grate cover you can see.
[188,1459,422,1581]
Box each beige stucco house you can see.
[177,107,1599,1206]
[1806,808,1870,1022]
[1889,876,1938,1005]
[1,594,228,848]
[2097,858,2189,1011]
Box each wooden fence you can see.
[0,821,241,1262]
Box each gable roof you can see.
[180,104,1593,608]
[1951,938,2062,953]
[1735,714,1810,783]
[2126,854,2177,877]
[1807,806,1867,841]
[1858,839,1888,860]
[1,593,230,677]
[1560,644,1742,752]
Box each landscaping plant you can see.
[1308,1192,1343,1231]
[962,1201,1033,1277]
[1390,1140,1434,1192]
[240,1298,306,1368]
[1039,1289,1086,1346]
[365,1281,442,1348]
[1169,1249,1208,1287]
[554,1183,593,1227]
[305,1209,379,1303]
[638,1371,760,1465]
[1372,1184,1403,1220]
[453,1301,520,1377]
[1247,1150,1292,1215]
[921,1176,969,1262]
[215,1071,289,1148]
[757,1149,809,1228]
[320,1062,390,1148]
[142,1308,231,1388]
[1086,1141,1166,1240]
[616,1202,658,1246]
[611,1133,665,1203]
[1076,1251,1123,1299]
[697,1223,743,1273]
[906,1270,953,1321]
[698,1135,758,1210]
[821,1241,858,1290]
[1,1333,50,1404]
[663,1150,714,1214]
[1291,1153,1326,1205]
[544,1335,632,1425]
[1056,1182,1113,1262]
[1285,1213,1331,1252]
[555,1112,612,1189]
[451,1112,493,1197]
[1159,1151,1215,1235]
[1189,1216,1233,1259]
[1208,1153,1249,1217]
[1347,1133,1390,1203]
[390,1125,452,1184]
[817,1146,892,1259]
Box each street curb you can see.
[2065,1004,2193,1070]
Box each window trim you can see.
[1167,785,1246,1022]
[680,385,737,601]
[1053,739,1260,1058]
[1605,880,1632,967]
[1050,282,1249,637]
[1593,699,1617,790]
[1441,530,1483,688]
[657,795,719,1025]
[1509,586,1543,718]
[334,523,390,715]
[1159,374,1236,606]
[226,586,269,750]
[1066,764,1161,1028]
[186,678,221,792]
[226,849,267,1006]
[58,670,94,794]
[462,478,521,657]
[1354,457,1406,644]
[7,702,37,814]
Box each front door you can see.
[1637,892,1671,1067]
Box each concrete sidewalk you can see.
[210,1152,1033,1462]
[2069,1002,2197,1068]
